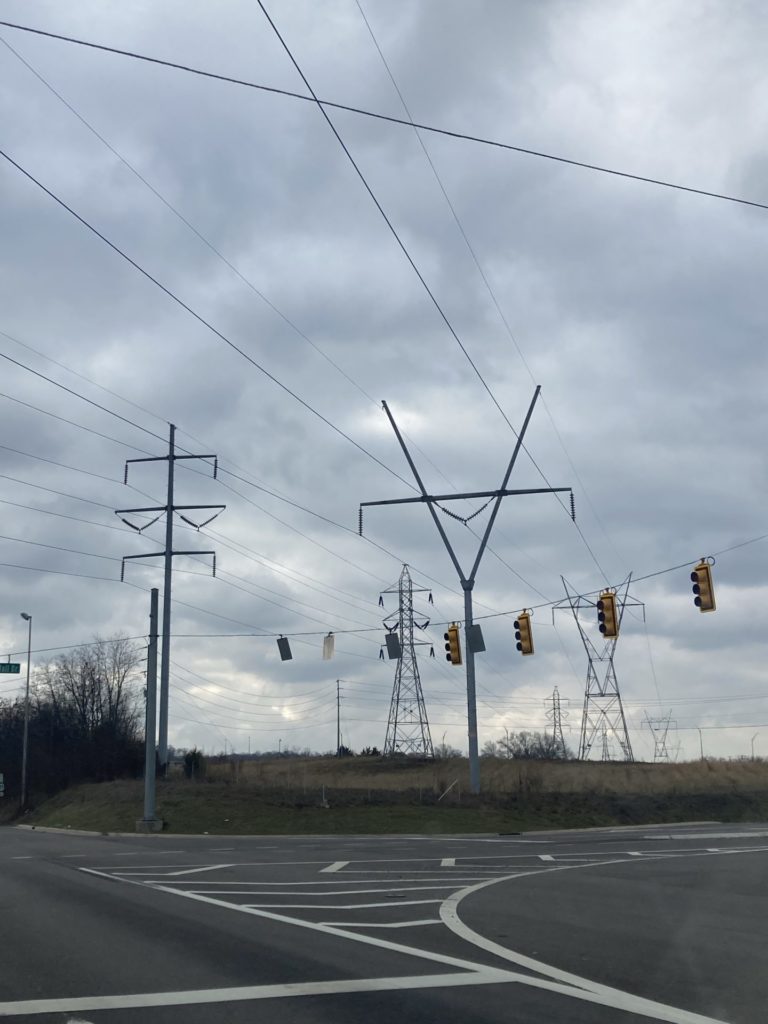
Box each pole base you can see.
[135,817,164,833]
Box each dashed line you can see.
[320,861,349,874]
[163,863,235,878]
[441,857,456,867]
[538,855,555,862]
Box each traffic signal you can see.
[691,560,716,612]
[444,623,462,665]
[597,590,619,638]
[514,611,534,655]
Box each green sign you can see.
[0,663,20,674]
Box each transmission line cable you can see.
[257,4,610,584]
[0,148,415,491]
[2,20,766,214]
[354,2,615,583]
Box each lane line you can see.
[441,858,456,867]
[440,847,765,1024]
[538,855,555,862]
[0,970,513,1016]
[163,863,236,878]
[114,876,495,886]
[76,856,757,1021]
[319,919,441,929]
[628,852,642,857]
[243,899,443,910]
[188,885,472,897]
[320,861,349,873]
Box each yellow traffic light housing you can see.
[691,559,716,612]
[597,590,619,638]
[444,622,462,665]
[514,611,534,655]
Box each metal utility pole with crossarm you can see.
[359,387,571,793]
[117,423,224,769]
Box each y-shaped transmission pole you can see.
[360,386,571,793]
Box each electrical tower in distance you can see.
[645,711,676,763]
[382,565,435,758]
[555,574,643,763]
[545,686,568,757]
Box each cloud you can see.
[0,0,765,763]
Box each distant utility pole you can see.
[556,575,642,763]
[382,565,434,758]
[117,423,224,769]
[360,387,571,794]
[336,679,341,756]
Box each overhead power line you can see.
[0,149,414,492]
[257,3,611,584]
[1,20,765,213]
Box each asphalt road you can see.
[1,821,767,1023]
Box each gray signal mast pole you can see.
[360,387,571,794]
[117,423,225,769]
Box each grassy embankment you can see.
[16,755,768,835]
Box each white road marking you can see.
[244,899,443,910]
[440,848,761,1024]
[320,861,349,873]
[706,848,720,853]
[121,876,491,887]
[0,970,513,1016]
[76,857,753,1022]
[538,855,555,862]
[628,852,642,857]
[190,884,470,896]
[441,857,456,867]
[644,830,768,841]
[163,863,235,877]
[11,856,33,860]
[320,919,441,929]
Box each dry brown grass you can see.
[201,755,768,797]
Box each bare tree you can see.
[499,730,572,760]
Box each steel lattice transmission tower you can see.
[645,711,676,763]
[545,686,568,758]
[382,565,435,758]
[556,574,643,763]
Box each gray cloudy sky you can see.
[1,0,766,763]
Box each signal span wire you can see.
[3,20,767,214]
